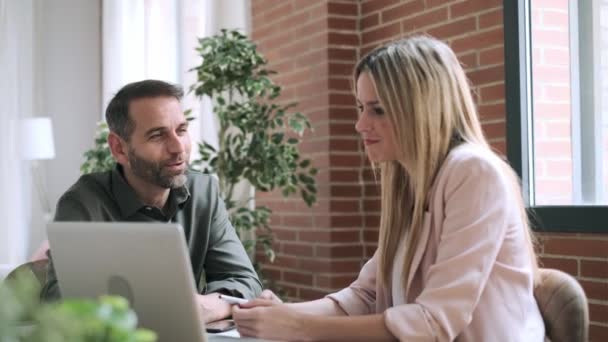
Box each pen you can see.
[219,294,249,305]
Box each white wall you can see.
[28,0,102,255]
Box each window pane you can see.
[530,0,608,205]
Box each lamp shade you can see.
[20,117,56,160]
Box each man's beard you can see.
[127,148,188,189]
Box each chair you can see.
[534,268,589,342]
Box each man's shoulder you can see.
[186,169,218,191]
[60,170,113,203]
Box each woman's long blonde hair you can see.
[354,35,538,289]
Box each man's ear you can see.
[108,132,129,166]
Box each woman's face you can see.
[355,72,399,163]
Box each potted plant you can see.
[189,29,317,271]
[0,271,156,341]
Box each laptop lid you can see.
[47,222,206,342]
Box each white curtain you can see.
[0,0,32,279]
[101,0,250,153]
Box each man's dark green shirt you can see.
[41,165,262,300]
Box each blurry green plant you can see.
[0,271,156,342]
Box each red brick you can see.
[281,242,314,257]
[283,271,314,285]
[330,122,357,135]
[467,65,504,85]
[361,13,380,31]
[299,258,333,272]
[329,138,359,151]
[296,18,328,37]
[365,214,380,228]
[330,215,364,228]
[381,0,425,24]
[479,46,504,66]
[330,154,362,167]
[273,255,299,268]
[450,0,502,19]
[328,47,358,62]
[478,8,503,29]
[328,32,360,46]
[362,22,400,46]
[331,229,362,242]
[451,27,504,55]
[273,228,298,241]
[329,77,353,90]
[361,0,400,14]
[331,169,361,182]
[427,17,477,39]
[539,256,578,275]
[579,279,608,301]
[330,107,358,120]
[590,324,608,342]
[260,267,282,282]
[364,184,380,196]
[331,184,362,197]
[589,303,608,325]
[329,62,356,76]
[283,215,314,227]
[263,2,295,24]
[481,121,505,140]
[402,7,448,33]
[581,260,608,279]
[478,102,505,121]
[316,244,364,258]
[479,83,505,103]
[330,199,361,212]
[328,2,358,17]
[328,17,358,31]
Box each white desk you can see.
[209,329,274,341]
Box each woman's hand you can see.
[232,304,310,341]
[239,289,283,309]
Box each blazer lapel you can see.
[405,212,432,293]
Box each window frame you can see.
[503,0,608,233]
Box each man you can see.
[41,79,262,323]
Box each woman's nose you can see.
[355,112,370,133]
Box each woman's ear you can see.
[107,132,129,166]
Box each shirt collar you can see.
[111,164,191,219]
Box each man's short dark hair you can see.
[105,79,184,140]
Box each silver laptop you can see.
[47,222,207,342]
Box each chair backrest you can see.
[534,268,589,342]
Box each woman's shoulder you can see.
[444,143,505,174]
[436,143,511,191]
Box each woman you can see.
[232,36,545,341]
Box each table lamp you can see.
[20,117,56,216]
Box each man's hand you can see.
[195,293,232,323]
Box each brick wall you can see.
[251,1,607,340]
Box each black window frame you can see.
[503,0,608,233]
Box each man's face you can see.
[124,96,191,189]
